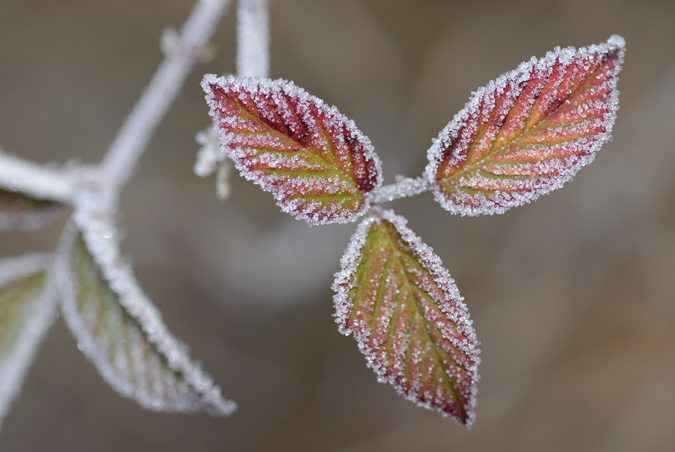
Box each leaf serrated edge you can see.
[423,35,626,216]
[202,74,383,225]
[333,208,480,427]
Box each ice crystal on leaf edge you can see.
[333,208,480,427]
[424,35,625,216]
[202,74,383,226]
[197,35,626,427]
[55,207,236,416]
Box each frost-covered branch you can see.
[237,0,270,78]
[0,0,241,432]
[100,0,233,203]
[194,0,269,195]
[0,150,79,203]
[370,176,431,204]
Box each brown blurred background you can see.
[1,0,674,450]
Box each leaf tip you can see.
[607,34,626,51]
[425,36,626,216]
[333,209,480,425]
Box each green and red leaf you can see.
[203,75,382,225]
[425,35,625,215]
[333,208,480,426]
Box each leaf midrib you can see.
[225,90,363,196]
[73,234,205,401]
[379,221,466,419]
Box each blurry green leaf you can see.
[0,272,45,356]
[0,254,57,430]
[57,220,235,415]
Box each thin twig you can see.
[237,0,270,77]
[100,0,233,204]
[0,150,79,203]
[370,176,431,204]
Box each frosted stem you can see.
[0,150,78,203]
[370,176,431,204]
[100,0,233,202]
[237,0,270,77]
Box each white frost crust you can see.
[332,208,480,426]
[0,253,57,432]
[237,0,270,78]
[424,35,626,216]
[369,176,432,204]
[194,125,233,199]
[332,215,373,329]
[55,200,236,416]
[202,74,384,225]
[0,149,77,204]
[194,125,229,178]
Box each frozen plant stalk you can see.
[237,0,270,78]
[0,0,239,433]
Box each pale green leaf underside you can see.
[0,255,57,432]
[68,230,232,414]
[0,272,46,360]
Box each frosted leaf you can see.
[333,208,480,426]
[425,35,626,215]
[0,254,57,431]
[0,188,68,231]
[55,214,236,416]
[370,176,432,204]
[203,74,382,225]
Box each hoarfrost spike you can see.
[425,35,625,215]
[333,208,480,426]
